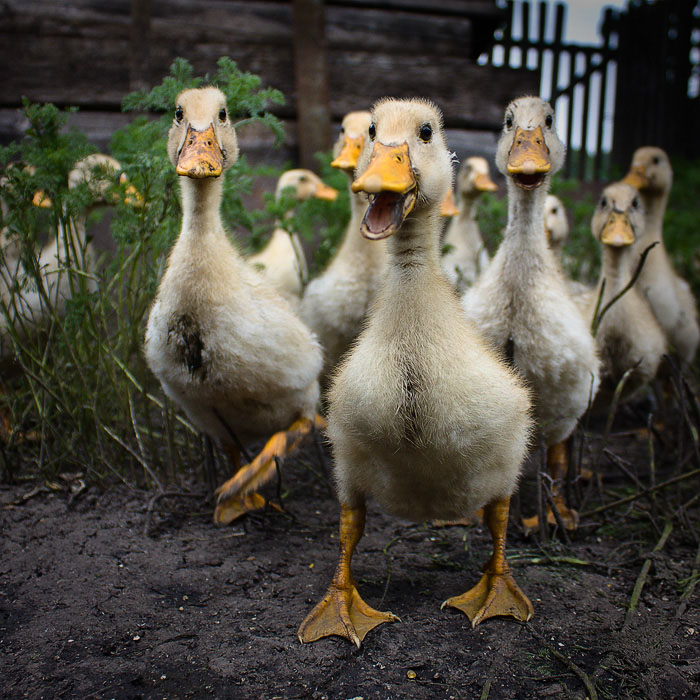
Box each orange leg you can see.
[522,440,579,534]
[213,413,326,525]
[298,501,399,647]
[442,497,533,626]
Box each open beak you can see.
[177,124,224,178]
[474,172,498,192]
[352,142,417,240]
[32,190,52,208]
[622,165,650,191]
[440,189,460,217]
[314,181,338,201]
[600,211,635,247]
[507,126,550,190]
[331,134,364,173]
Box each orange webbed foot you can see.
[442,569,534,627]
[298,582,399,647]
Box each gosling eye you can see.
[419,123,433,143]
[551,207,558,214]
[632,196,639,209]
[600,196,608,208]
[652,156,660,165]
[545,113,554,129]
[505,113,514,130]
[340,125,345,135]
[368,123,376,141]
[175,106,184,123]
[219,108,227,122]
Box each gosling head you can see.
[496,96,565,191]
[275,169,338,202]
[351,98,453,240]
[622,146,672,197]
[168,87,239,178]
[331,111,373,176]
[544,194,568,250]
[592,182,645,249]
[457,156,498,198]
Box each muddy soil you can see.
[1,424,699,700]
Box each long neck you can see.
[598,245,634,298]
[502,177,550,259]
[336,186,374,256]
[386,207,442,282]
[457,191,480,222]
[639,189,668,242]
[179,176,225,242]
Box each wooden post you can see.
[130,0,152,92]
[292,0,331,170]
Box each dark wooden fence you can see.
[609,0,700,167]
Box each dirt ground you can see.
[2,414,700,700]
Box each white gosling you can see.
[1,154,136,358]
[582,182,667,406]
[143,87,324,525]
[623,146,699,364]
[441,155,497,291]
[298,98,533,648]
[462,96,600,532]
[248,168,337,309]
[300,111,388,381]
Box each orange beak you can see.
[352,142,415,195]
[600,211,636,247]
[32,190,52,208]
[314,181,338,201]
[474,172,498,192]
[119,172,144,207]
[507,126,550,189]
[622,165,650,191]
[440,189,460,217]
[176,124,224,178]
[331,134,364,172]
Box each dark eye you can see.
[219,108,227,122]
[600,196,608,208]
[632,197,639,208]
[368,123,376,141]
[552,207,558,214]
[652,156,660,165]
[340,125,345,134]
[175,106,184,122]
[505,114,514,130]
[545,113,553,128]
[419,123,432,142]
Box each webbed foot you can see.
[298,582,399,647]
[442,569,533,627]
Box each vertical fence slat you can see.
[503,0,514,67]
[594,8,614,179]
[565,50,576,179]
[578,51,592,181]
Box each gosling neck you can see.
[457,190,480,222]
[638,188,668,242]
[503,176,550,253]
[599,244,635,296]
[337,188,373,256]
[386,206,442,277]
[179,175,225,239]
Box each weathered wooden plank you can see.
[292,0,331,169]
